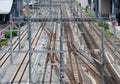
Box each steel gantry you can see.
[1,0,117,84]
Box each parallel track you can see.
[10,17,47,83]
[0,30,27,67]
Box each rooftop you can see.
[0,0,13,14]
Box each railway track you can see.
[44,22,81,83]
[62,3,81,84]
[64,19,100,84]
[64,2,120,84]
[82,10,120,83]
[0,22,43,68]
[64,2,120,83]
[62,3,99,84]
[10,18,47,83]
[41,23,57,83]
[76,7,119,84]
[78,6,120,61]
[1,1,120,84]
[64,24,83,84]
[40,4,82,83]
[0,28,27,68]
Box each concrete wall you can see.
[99,0,112,17]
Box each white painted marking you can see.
[87,73,97,84]
[105,53,120,78]
[82,67,97,84]
[118,65,120,70]
[81,45,84,50]
[93,49,100,52]
[64,55,66,64]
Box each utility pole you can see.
[71,0,72,17]
[60,0,64,83]
[28,21,32,83]
[18,0,21,50]
[112,0,117,64]
[80,4,83,45]
[10,14,13,64]
[50,0,52,28]
[101,25,105,84]
[32,0,35,13]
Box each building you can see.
[0,0,23,23]
[91,0,120,24]
[77,0,120,25]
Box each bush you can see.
[104,23,109,30]
[105,30,114,38]
[16,23,25,27]
[87,13,94,17]
[5,27,18,38]
[98,21,103,27]
[13,26,18,30]
[79,3,81,7]
[5,32,10,38]
[85,5,88,13]
[25,14,32,19]
[97,22,109,30]
[0,39,8,48]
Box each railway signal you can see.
[112,21,115,28]
[0,31,5,39]
[85,67,89,74]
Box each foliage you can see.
[15,23,25,27]
[98,22,113,38]
[79,3,81,7]
[104,23,109,30]
[97,21,109,30]
[21,45,24,49]
[5,27,18,38]
[98,21,103,27]
[105,30,114,38]
[87,13,94,17]
[0,39,8,48]
[25,14,32,19]
[85,5,88,13]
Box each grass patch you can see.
[104,23,109,30]
[97,21,109,30]
[105,30,114,38]
[97,21,113,38]
[87,13,94,17]
[82,5,94,17]
[0,39,8,48]
[21,45,25,49]
[25,14,32,19]
[98,21,103,27]
[85,5,88,13]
